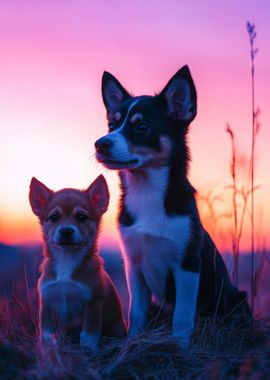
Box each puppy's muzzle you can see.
[54,226,82,246]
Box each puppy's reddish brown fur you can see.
[29,175,127,348]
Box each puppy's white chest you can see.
[54,254,78,281]
[40,253,91,301]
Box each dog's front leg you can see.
[80,301,103,350]
[172,268,200,345]
[128,268,150,336]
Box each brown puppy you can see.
[29,175,127,348]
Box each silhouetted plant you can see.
[226,125,239,286]
[225,125,259,288]
[224,22,262,315]
[197,191,228,240]
[247,21,260,314]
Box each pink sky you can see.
[0,0,270,252]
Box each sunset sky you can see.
[0,0,270,253]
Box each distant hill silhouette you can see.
[0,243,269,317]
[0,243,129,316]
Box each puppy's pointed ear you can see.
[85,175,110,217]
[29,177,52,219]
[158,65,197,123]
[102,72,131,113]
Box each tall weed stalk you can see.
[247,21,259,314]
[226,22,260,314]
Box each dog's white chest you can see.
[120,168,191,299]
[120,167,191,300]
[122,167,190,241]
[124,230,189,299]
[121,215,191,300]
[125,211,190,246]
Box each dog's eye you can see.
[49,214,60,223]
[76,213,88,222]
[134,123,150,134]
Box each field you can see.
[0,244,270,379]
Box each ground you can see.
[0,244,270,379]
[0,292,269,380]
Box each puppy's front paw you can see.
[80,330,100,350]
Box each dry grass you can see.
[0,292,269,380]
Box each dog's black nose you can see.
[59,227,74,239]
[95,137,113,154]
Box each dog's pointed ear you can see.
[102,72,131,113]
[29,177,52,218]
[85,175,110,217]
[158,65,197,123]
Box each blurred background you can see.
[0,0,270,316]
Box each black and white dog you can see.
[95,66,252,344]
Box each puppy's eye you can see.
[49,214,60,223]
[134,123,150,134]
[76,213,88,222]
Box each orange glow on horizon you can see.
[0,194,265,254]
[0,211,120,250]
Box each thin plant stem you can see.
[247,21,258,315]
[226,125,239,286]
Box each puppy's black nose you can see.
[95,137,113,154]
[60,227,74,239]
